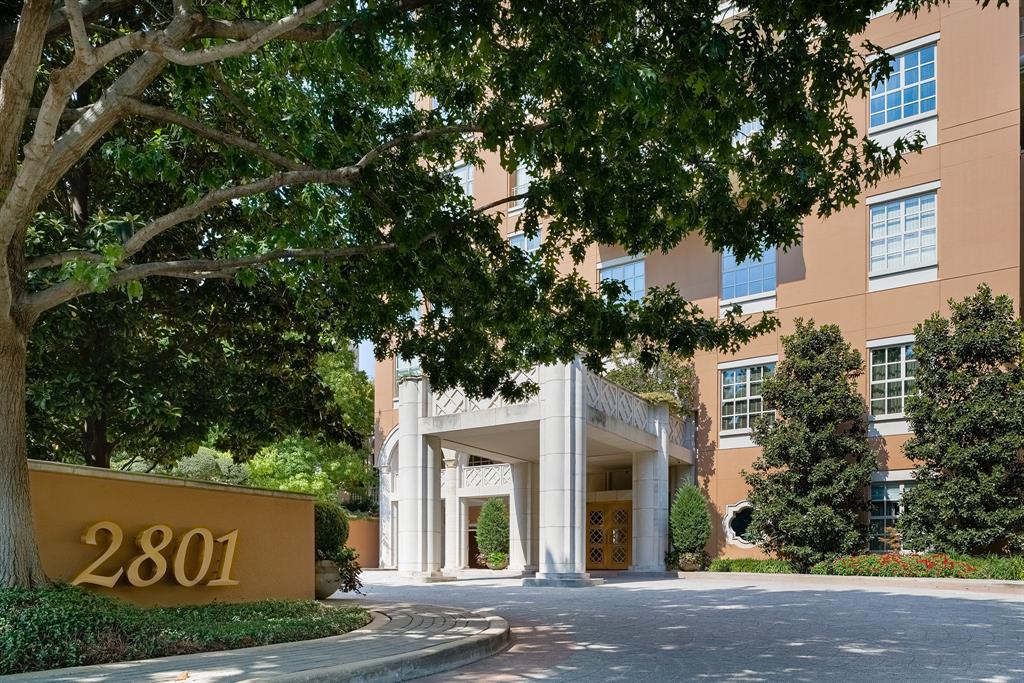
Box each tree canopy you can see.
[744,320,875,570]
[899,286,1024,555]
[0,0,998,587]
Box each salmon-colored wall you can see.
[348,518,380,568]
[375,3,1022,559]
[29,460,314,606]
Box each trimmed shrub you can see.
[811,554,979,578]
[476,498,509,560]
[670,484,711,565]
[314,500,350,561]
[708,558,796,574]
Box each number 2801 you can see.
[72,521,240,588]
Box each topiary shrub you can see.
[314,500,350,562]
[476,498,509,566]
[670,484,711,568]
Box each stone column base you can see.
[398,571,458,583]
[521,572,604,588]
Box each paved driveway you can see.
[335,572,1024,682]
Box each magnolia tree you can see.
[743,320,875,571]
[0,0,984,586]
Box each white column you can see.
[509,462,534,572]
[396,377,446,578]
[442,451,460,574]
[524,361,599,586]
[631,403,670,572]
[378,465,393,567]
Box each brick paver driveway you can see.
[338,571,1024,682]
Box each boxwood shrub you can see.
[708,558,796,573]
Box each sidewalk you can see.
[5,601,510,683]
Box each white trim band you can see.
[871,469,917,483]
[867,334,915,348]
[597,253,646,270]
[718,354,779,370]
[866,180,941,205]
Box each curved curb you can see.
[275,608,511,683]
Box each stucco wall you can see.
[29,460,314,606]
[348,518,380,568]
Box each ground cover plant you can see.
[0,583,370,675]
[812,553,1024,580]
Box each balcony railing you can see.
[432,366,540,416]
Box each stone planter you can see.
[486,558,509,570]
[315,559,341,599]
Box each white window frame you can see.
[719,356,777,440]
[867,185,938,281]
[720,246,777,311]
[867,337,917,421]
[723,500,756,548]
[868,37,938,134]
[869,471,916,553]
[510,164,532,212]
[452,162,474,197]
[599,256,646,302]
[509,229,541,255]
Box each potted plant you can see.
[476,498,510,570]
[670,484,711,571]
[314,500,350,599]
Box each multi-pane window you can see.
[600,259,646,302]
[510,164,532,211]
[509,231,541,255]
[869,193,936,275]
[869,344,917,416]
[452,163,473,196]
[720,363,775,432]
[870,44,936,129]
[870,481,914,552]
[721,247,776,302]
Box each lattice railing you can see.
[440,468,448,490]
[432,366,540,416]
[669,413,694,449]
[462,463,512,489]
[584,371,651,434]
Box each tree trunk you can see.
[83,415,112,468]
[0,321,48,587]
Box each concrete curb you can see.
[275,610,511,683]
[682,571,1024,596]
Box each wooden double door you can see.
[586,502,631,570]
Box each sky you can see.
[358,339,376,379]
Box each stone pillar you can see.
[378,465,394,568]
[631,403,670,573]
[509,462,535,572]
[396,378,449,580]
[523,361,601,587]
[442,450,460,574]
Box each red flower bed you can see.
[812,553,979,578]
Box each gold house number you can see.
[72,521,240,588]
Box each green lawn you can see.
[0,583,371,675]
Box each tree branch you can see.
[124,98,309,171]
[474,191,531,215]
[139,0,340,66]
[25,250,104,271]
[64,0,94,61]
[24,244,397,315]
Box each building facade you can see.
[374,2,1023,577]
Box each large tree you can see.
[743,320,875,571]
[899,286,1024,555]
[0,0,982,586]
[27,280,361,469]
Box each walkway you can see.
[341,570,1024,682]
[5,601,509,682]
